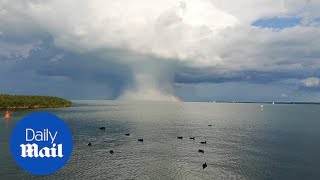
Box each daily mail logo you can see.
[10,112,73,175]
[20,128,63,158]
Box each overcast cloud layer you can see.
[0,0,320,101]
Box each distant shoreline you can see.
[207,101,320,105]
[71,99,320,105]
[0,94,72,109]
[0,105,70,109]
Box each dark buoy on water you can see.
[99,127,106,130]
[125,133,130,136]
[138,139,144,142]
[190,137,195,140]
[177,136,183,139]
[202,163,207,169]
[88,142,92,147]
[110,150,114,154]
[201,141,207,144]
[198,149,204,153]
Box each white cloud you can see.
[301,77,320,88]
[2,0,319,69]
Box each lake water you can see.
[0,101,319,179]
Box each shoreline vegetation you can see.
[0,94,72,109]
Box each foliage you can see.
[0,94,72,109]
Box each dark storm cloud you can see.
[175,67,318,84]
[1,35,320,101]
[0,37,132,99]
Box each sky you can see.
[0,0,320,102]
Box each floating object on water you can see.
[125,133,130,136]
[99,127,105,130]
[208,124,212,127]
[202,163,207,169]
[177,136,183,139]
[198,149,204,153]
[138,139,144,142]
[200,141,207,144]
[110,150,114,154]
[190,137,195,140]
[4,111,11,120]
[88,142,92,147]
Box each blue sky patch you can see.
[252,17,301,29]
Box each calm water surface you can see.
[0,101,319,179]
